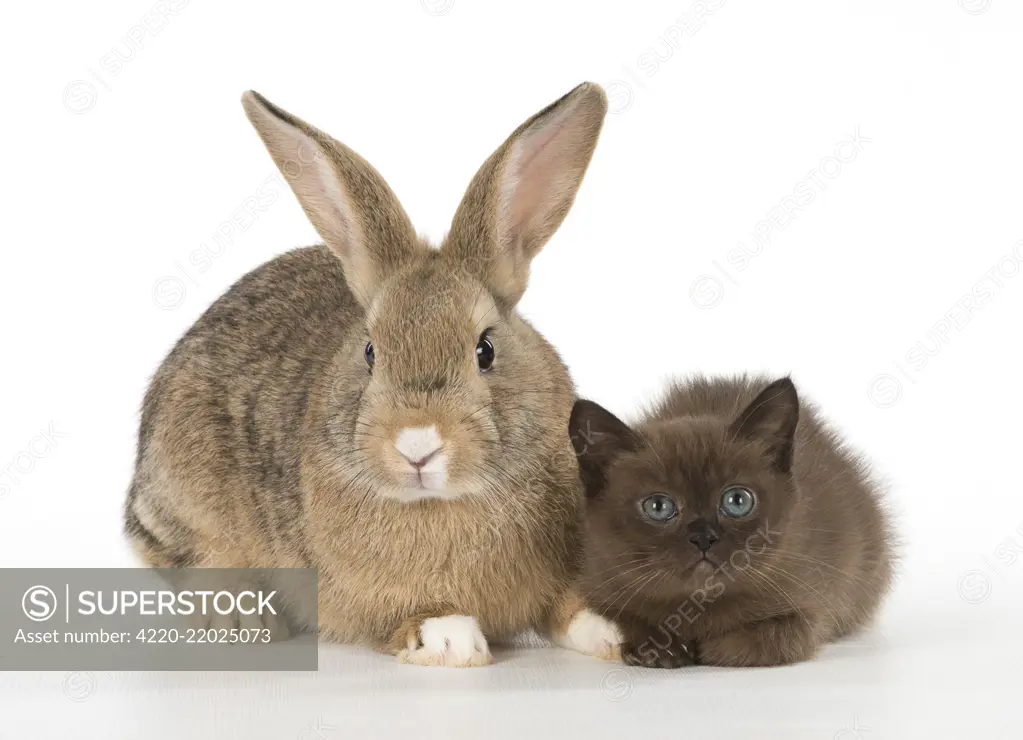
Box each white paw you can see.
[397,615,492,668]
[554,609,622,661]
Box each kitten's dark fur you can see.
[570,376,894,668]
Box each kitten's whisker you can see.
[757,562,843,631]
[744,568,813,629]
[583,560,660,603]
[767,550,880,592]
[608,570,664,623]
[592,565,660,613]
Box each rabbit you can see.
[124,83,625,666]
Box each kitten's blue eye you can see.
[640,494,678,522]
[720,486,756,518]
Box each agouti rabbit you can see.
[124,83,622,666]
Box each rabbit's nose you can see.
[395,426,444,469]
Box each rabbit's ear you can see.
[242,91,419,307]
[443,83,607,306]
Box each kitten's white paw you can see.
[398,615,492,668]
[554,609,623,661]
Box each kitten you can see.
[569,376,894,668]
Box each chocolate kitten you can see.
[570,376,894,668]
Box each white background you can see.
[2,0,1022,737]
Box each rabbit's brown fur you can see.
[125,84,617,663]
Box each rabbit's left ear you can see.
[241,91,420,308]
[443,83,608,306]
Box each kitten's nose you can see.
[687,520,720,553]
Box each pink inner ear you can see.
[502,108,578,250]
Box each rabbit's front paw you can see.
[553,608,622,661]
[397,615,492,668]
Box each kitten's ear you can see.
[570,400,641,499]
[730,378,800,473]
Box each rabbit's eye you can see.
[365,342,375,370]
[476,333,495,372]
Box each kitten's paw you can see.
[554,609,623,661]
[397,615,492,668]
[695,616,819,666]
[622,638,695,669]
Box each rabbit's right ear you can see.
[241,91,419,308]
[443,83,608,306]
